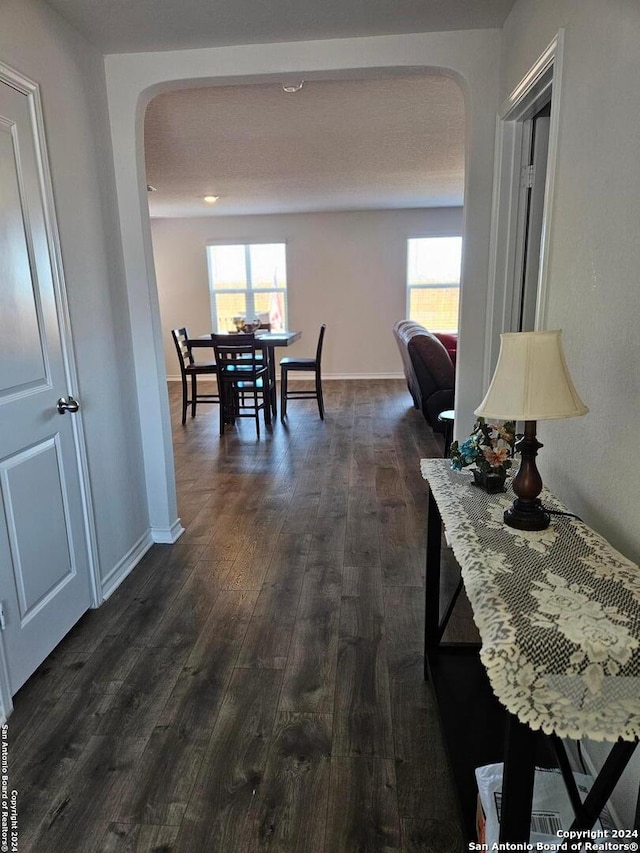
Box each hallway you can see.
[8,379,466,852]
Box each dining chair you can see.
[211,333,271,437]
[280,324,326,421]
[171,327,219,425]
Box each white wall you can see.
[501,0,640,827]
[0,1,149,586]
[152,207,463,379]
[104,29,501,533]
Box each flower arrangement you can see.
[450,418,516,478]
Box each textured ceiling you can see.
[43,0,514,53]
[144,75,466,218]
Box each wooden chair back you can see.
[171,327,194,373]
[315,324,327,366]
[212,333,260,376]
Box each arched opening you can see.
[104,33,500,540]
[138,68,467,529]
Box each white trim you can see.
[483,30,565,386]
[101,530,154,600]
[501,37,558,118]
[534,32,564,332]
[315,373,405,380]
[152,519,185,544]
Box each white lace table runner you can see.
[421,459,640,742]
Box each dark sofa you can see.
[393,320,456,432]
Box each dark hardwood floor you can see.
[7,379,473,852]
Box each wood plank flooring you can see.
[7,379,471,852]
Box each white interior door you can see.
[0,74,92,696]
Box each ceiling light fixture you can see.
[282,80,304,94]
[203,195,219,204]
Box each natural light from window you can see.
[207,242,288,332]
[407,236,462,333]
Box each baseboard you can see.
[167,373,404,382]
[100,529,154,601]
[0,633,13,722]
[321,373,404,380]
[151,518,185,544]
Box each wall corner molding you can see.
[152,519,185,544]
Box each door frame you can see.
[0,62,101,722]
[483,29,565,385]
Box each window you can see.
[207,242,288,332]
[406,236,462,333]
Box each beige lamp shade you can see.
[475,330,588,421]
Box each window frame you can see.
[406,234,463,334]
[206,240,288,332]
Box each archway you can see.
[102,32,500,538]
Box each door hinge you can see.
[521,164,535,188]
[0,603,5,631]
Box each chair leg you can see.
[316,371,325,420]
[191,374,197,418]
[181,375,188,425]
[218,383,226,436]
[262,379,271,428]
[280,367,288,420]
[253,385,260,437]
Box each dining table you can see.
[188,330,302,418]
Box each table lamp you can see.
[475,330,588,531]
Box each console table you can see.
[421,459,640,845]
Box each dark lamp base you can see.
[504,498,550,531]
